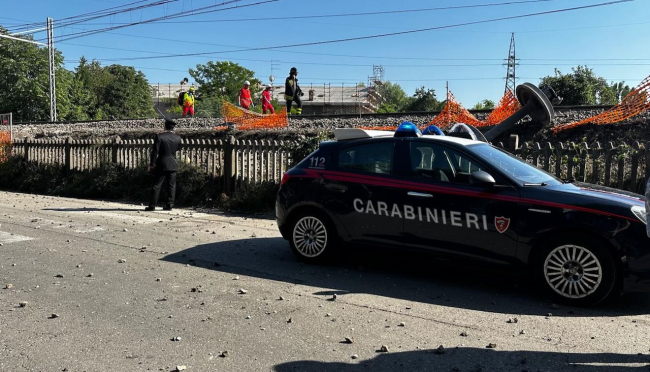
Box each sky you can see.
[1,0,649,106]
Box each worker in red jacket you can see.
[262,85,275,114]
[239,81,253,110]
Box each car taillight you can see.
[281,173,290,186]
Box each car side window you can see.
[409,142,482,184]
[339,141,393,175]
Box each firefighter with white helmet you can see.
[262,84,275,114]
[239,81,253,110]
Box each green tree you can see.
[0,26,70,121]
[540,66,632,105]
[70,58,155,120]
[0,26,155,121]
[189,61,261,116]
[404,86,443,112]
[375,81,408,113]
[471,99,496,110]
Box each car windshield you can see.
[469,143,561,185]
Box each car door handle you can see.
[407,191,433,198]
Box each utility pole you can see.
[504,32,518,95]
[47,18,57,122]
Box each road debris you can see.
[379,345,389,353]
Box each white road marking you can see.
[0,231,34,244]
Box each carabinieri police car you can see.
[276,123,648,305]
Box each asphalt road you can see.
[1,191,649,372]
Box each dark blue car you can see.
[276,127,648,305]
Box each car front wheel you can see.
[536,235,619,305]
[289,212,336,263]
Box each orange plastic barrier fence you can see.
[220,101,288,131]
[484,89,521,126]
[0,131,11,162]
[553,75,650,133]
[427,92,484,129]
[358,91,521,132]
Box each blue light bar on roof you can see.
[394,122,422,138]
[422,125,444,136]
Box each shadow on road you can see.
[273,348,650,372]
[161,237,650,317]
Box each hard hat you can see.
[189,87,195,92]
[265,84,272,89]
[244,81,250,86]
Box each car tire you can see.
[288,211,337,263]
[535,234,619,306]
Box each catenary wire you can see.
[56,0,632,62]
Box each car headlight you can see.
[631,206,647,225]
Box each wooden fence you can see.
[6,135,650,195]
[497,135,649,194]
[10,137,295,192]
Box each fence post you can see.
[508,135,519,153]
[64,137,71,171]
[224,136,236,192]
[23,138,29,162]
[112,137,120,164]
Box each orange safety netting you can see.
[427,92,485,129]
[484,89,521,126]
[0,131,11,162]
[553,74,650,133]
[219,101,288,131]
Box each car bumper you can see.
[622,224,650,292]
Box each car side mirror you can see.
[470,171,496,188]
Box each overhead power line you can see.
[70,0,632,63]
[8,0,178,33]
[42,0,560,26]
[48,0,280,42]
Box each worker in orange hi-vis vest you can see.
[262,85,275,114]
[239,81,253,110]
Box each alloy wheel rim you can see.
[544,244,602,299]
[293,216,328,258]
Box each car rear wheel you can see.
[289,212,336,263]
[536,234,619,306]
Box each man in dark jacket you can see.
[145,118,182,211]
[284,67,303,115]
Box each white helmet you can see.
[265,84,272,89]
[244,81,251,86]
